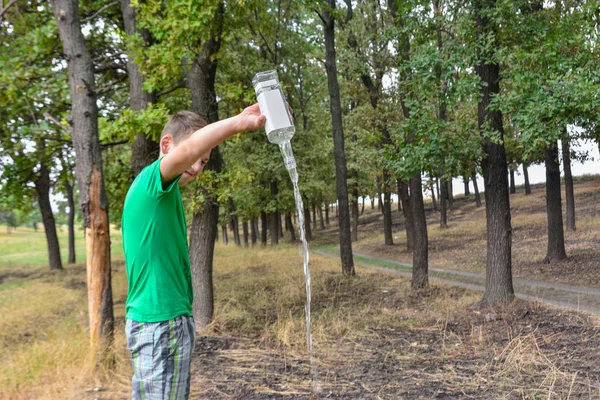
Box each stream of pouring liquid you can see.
[279,141,319,392]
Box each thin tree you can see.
[51,0,115,357]
[474,0,514,306]
[319,0,355,275]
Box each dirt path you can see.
[313,248,600,316]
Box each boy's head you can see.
[160,111,210,186]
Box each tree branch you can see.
[43,112,73,136]
[157,80,186,98]
[82,1,119,23]
[313,8,326,25]
[101,139,128,149]
[94,62,124,73]
[0,0,18,23]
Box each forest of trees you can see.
[1,0,599,357]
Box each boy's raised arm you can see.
[159,104,265,183]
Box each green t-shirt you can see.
[122,158,193,322]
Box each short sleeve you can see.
[138,158,182,199]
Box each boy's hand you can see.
[236,103,266,132]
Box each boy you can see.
[121,104,265,399]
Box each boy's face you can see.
[161,132,211,186]
[179,149,210,186]
[179,150,210,186]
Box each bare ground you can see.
[327,176,600,289]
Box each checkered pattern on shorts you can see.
[125,315,196,400]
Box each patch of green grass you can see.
[0,226,123,269]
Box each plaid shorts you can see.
[125,315,196,400]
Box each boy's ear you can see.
[160,134,172,155]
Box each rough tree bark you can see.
[398,181,414,251]
[322,0,355,275]
[318,205,325,230]
[221,225,228,245]
[523,163,532,195]
[475,0,514,306]
[410,173,428,289]
[382,173,394,245]
[509,165,516,194]
[51,0,114,356]
[242,220,249,247]
[250,217,257,246]
[66,179,76,264]
[545,142,568,262]
[303,200,312,241]
[440,178,448,228]
[260,211,268,245]
[562,136,575,231]
[35,161,63,270]
[120,0,159,176]
[285,213,296,242]
[186,1,224,329]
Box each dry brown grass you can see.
[349,176,600,287]
[1,235,599,398]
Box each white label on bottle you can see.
[257,89,291,134]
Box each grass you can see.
[1,224,599,398]
[0,225,123,269]
[348,176,600,287]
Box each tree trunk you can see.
[447,180,454,208]
[545,142,568,262]
[250,217,257,246]
[370,197,375,210]
[410,172,428,289]
[322,1,355,276]
[269,181,279,245]
[120,0,158,177]
[221,225,228,245]
[311,203,316,227]
[318,206,325,230]
[361,197,365,215]
[351,188,359,242]
[396,179,403,213]
[472,171,482,207]
[186,1,224,329]
[51,0,114,357]
[509,166,516,194]
[285,213,296,242]
[562,137,575,231]
[324,204,330,225]
[464,175,470,196]
[440,178,448,228]
[35,162,63,270]
[228,199,240,247]
[431,179,438,211]
[523,163,532,195]
[278,211,284,239]
[383,189,393,245]
[475,0,514,306]
[303,201,312,241]
[242,220,249,247]
[260,211,268,245]
[66,179,76,264]
[398,181,414,251]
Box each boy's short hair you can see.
[161,111,208,143]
